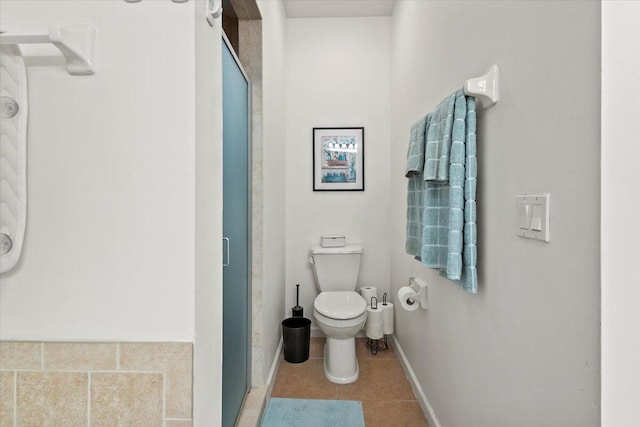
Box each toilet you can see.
[310,244,367,384]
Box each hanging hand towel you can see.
[421,92,457,269]
[405,115,429,257]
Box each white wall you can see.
[258,0,288,381]
[0,1,196,341]
[389,2,600,426]
[601,2,640,426]
[193,0,223,425]
[285,17,391,321]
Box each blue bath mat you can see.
[262,398,364,427]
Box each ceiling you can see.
[283,0,396,18]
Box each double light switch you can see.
[517,194,550,242]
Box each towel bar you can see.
[464,64,499,108]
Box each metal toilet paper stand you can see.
[365,295,389,355]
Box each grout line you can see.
[162,372,166,425]
[13,371,17,427]
[116,342,120,370]
[0,369,165,374]
[87,372,91,427]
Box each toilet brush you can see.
[292,284,303,317]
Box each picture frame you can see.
[313,127,365,191]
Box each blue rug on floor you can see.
[262,398,365,427]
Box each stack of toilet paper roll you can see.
[359,286,377,306]
[381,298,394,335]
[359,286,394,339]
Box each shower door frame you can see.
[221,30,252,426]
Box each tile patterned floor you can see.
[271,338,428,427]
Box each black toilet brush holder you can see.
[292,284,303,317]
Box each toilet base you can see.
[323,337,359,384]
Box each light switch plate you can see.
[516,194,550,242]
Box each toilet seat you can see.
[313,309,367,330]
[314,291,366,320]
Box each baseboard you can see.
[265,337,283,395]
[391,335,442,427]
[258,337,283,425]
[236,339,283,427]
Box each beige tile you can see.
[247,386,267,406]
[44,342,117,371]
[271,359,337,399]
[91,372,163,427]
[236,412,259,427]
[356,337,396,359]
[0,342,41,370]
[309,337,325,359]
[236,386,267,427]
[0,371,14,427]
[251,347,264,386]
[337,358,415,401]
[16,371,88,426]
[166,420,193,427]
[362,400,428,427]
[119,342,192,419]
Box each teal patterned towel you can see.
[405,116,429,257]
[424,93,456,182]
[405,116,427,177]
[421,92,458,270]
[421,89,478,293]
[453,96,478,292]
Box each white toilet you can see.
[310,244,367,384]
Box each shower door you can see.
[222,36,250,427]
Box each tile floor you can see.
[270,337,428,427]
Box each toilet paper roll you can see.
[398,286,419,312]
[359,286,378,306]
[366,305,384,339]
[381,302,394,335]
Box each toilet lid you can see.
[314,291,366,320]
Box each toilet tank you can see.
[310,245,363,292]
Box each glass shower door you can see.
[222,37,250,427]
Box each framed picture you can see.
[313,127,365,191]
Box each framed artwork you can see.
[313,127,365,191]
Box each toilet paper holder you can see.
[407,276,428,309]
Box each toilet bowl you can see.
[313,291,367,384]
[309,243,365,383]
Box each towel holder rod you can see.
[0,24,96,75]
[464,64,499,108]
